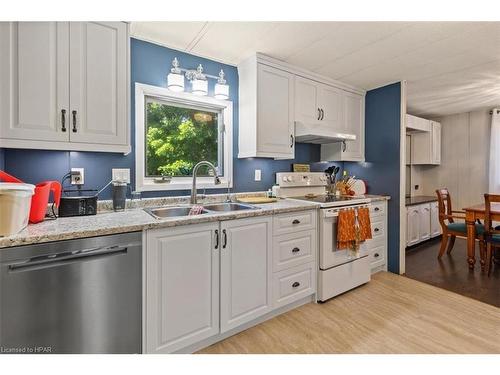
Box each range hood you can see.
[294,122,356,144]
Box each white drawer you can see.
[370,201,386,218]
[273,210,316,236]
[273,230,316,272]
[369,243,386,268]
[273,262,316,308]
[371,217,386,240]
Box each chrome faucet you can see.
[191,161,221,204]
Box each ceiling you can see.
[130,22,500,117]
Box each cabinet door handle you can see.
[61,109,67,132]
[290,134,294,148]
[222,229,227,249]
[342,140,347,152]
[374,253,380,258]
[292,281,300,288]
[292,219,301,224]
[374,207,380,212]
[317,108,321,120]
[72,110,77,132]
[320,108,324,120]
[292,247,300,253]
[214,230,219,249]
[374,228,380,232]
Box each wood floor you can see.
[406,237,499,307]
[198,272,500,354]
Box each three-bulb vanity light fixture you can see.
[167,57,229,100]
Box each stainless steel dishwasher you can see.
[0,232,142,354]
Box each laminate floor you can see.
[198,272,500,354]
[405,237,499,307]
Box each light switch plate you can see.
[71,168,84,185]
[112,168,130,183]
[254,169,261,181]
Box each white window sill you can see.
[136,178,231,192]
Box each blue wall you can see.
[2,38,323,198]
[344,82,401,273]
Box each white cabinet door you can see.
[257,64,294,158]
[419,203,431,241]
[430,202,441,237]
[406,206,421,246]
[294,76,320,125]
[0,22,70,142]
[220,216,272,333]
[431,121,441,164]
[69,22,128,146]
[145,223,219,354]
[318,84,342,132]
[340,91,364,161]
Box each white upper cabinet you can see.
[238,54,365,160]
[0,21,130,154]
[294,76,342,132]
[69,22,128,146]
[238,56,294,159]
[0,22,70,142]
[410,119,441,165]
[320,91,365,162]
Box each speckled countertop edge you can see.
[0,194,390,249]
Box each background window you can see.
[145,98,223,178]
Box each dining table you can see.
[463,202,500,270]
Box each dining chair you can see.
[483,194,500,276]
[435,188,484,259]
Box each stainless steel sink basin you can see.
[145,206,208,219]
[203,203,259,212]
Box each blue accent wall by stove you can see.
[344,82,402,274]
[2,38,321,198]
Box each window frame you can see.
[135,83,233,192]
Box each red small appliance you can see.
[0,171,62,223]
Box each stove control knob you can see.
[288,175,294,182]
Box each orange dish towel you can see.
[337,207,372,251]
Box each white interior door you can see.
[0,22,69,142]
[145,223,219,354]
[69,22,127,145]
[257,63,294,158]
[220,217,272,333]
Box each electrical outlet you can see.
[71,168,85,185]
[254,169,261,181]
[112,168,130,183]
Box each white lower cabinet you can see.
[220,217,272,333]
[144,211,317,353]
[406,201,440,247]
[145,223,220,354]
[366,201,388,274]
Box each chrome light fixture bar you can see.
[167,58,229,100]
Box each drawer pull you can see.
[374,228,380,232]
[292,281,300,288]
[292,219,301,224]
[292,247,300,253]
[374,207,380,211]
[374,253,380,258]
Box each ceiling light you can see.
[214,70,229,100]
[167,58,184,92]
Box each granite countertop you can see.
[405,195,437,206]
[0,193,390,249]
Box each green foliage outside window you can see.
[145,100,220,177]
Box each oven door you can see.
[319,208,369,270]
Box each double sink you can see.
[145,202,260,219]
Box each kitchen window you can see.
[135,83,233,191]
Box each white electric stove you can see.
[275,172,372,302]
